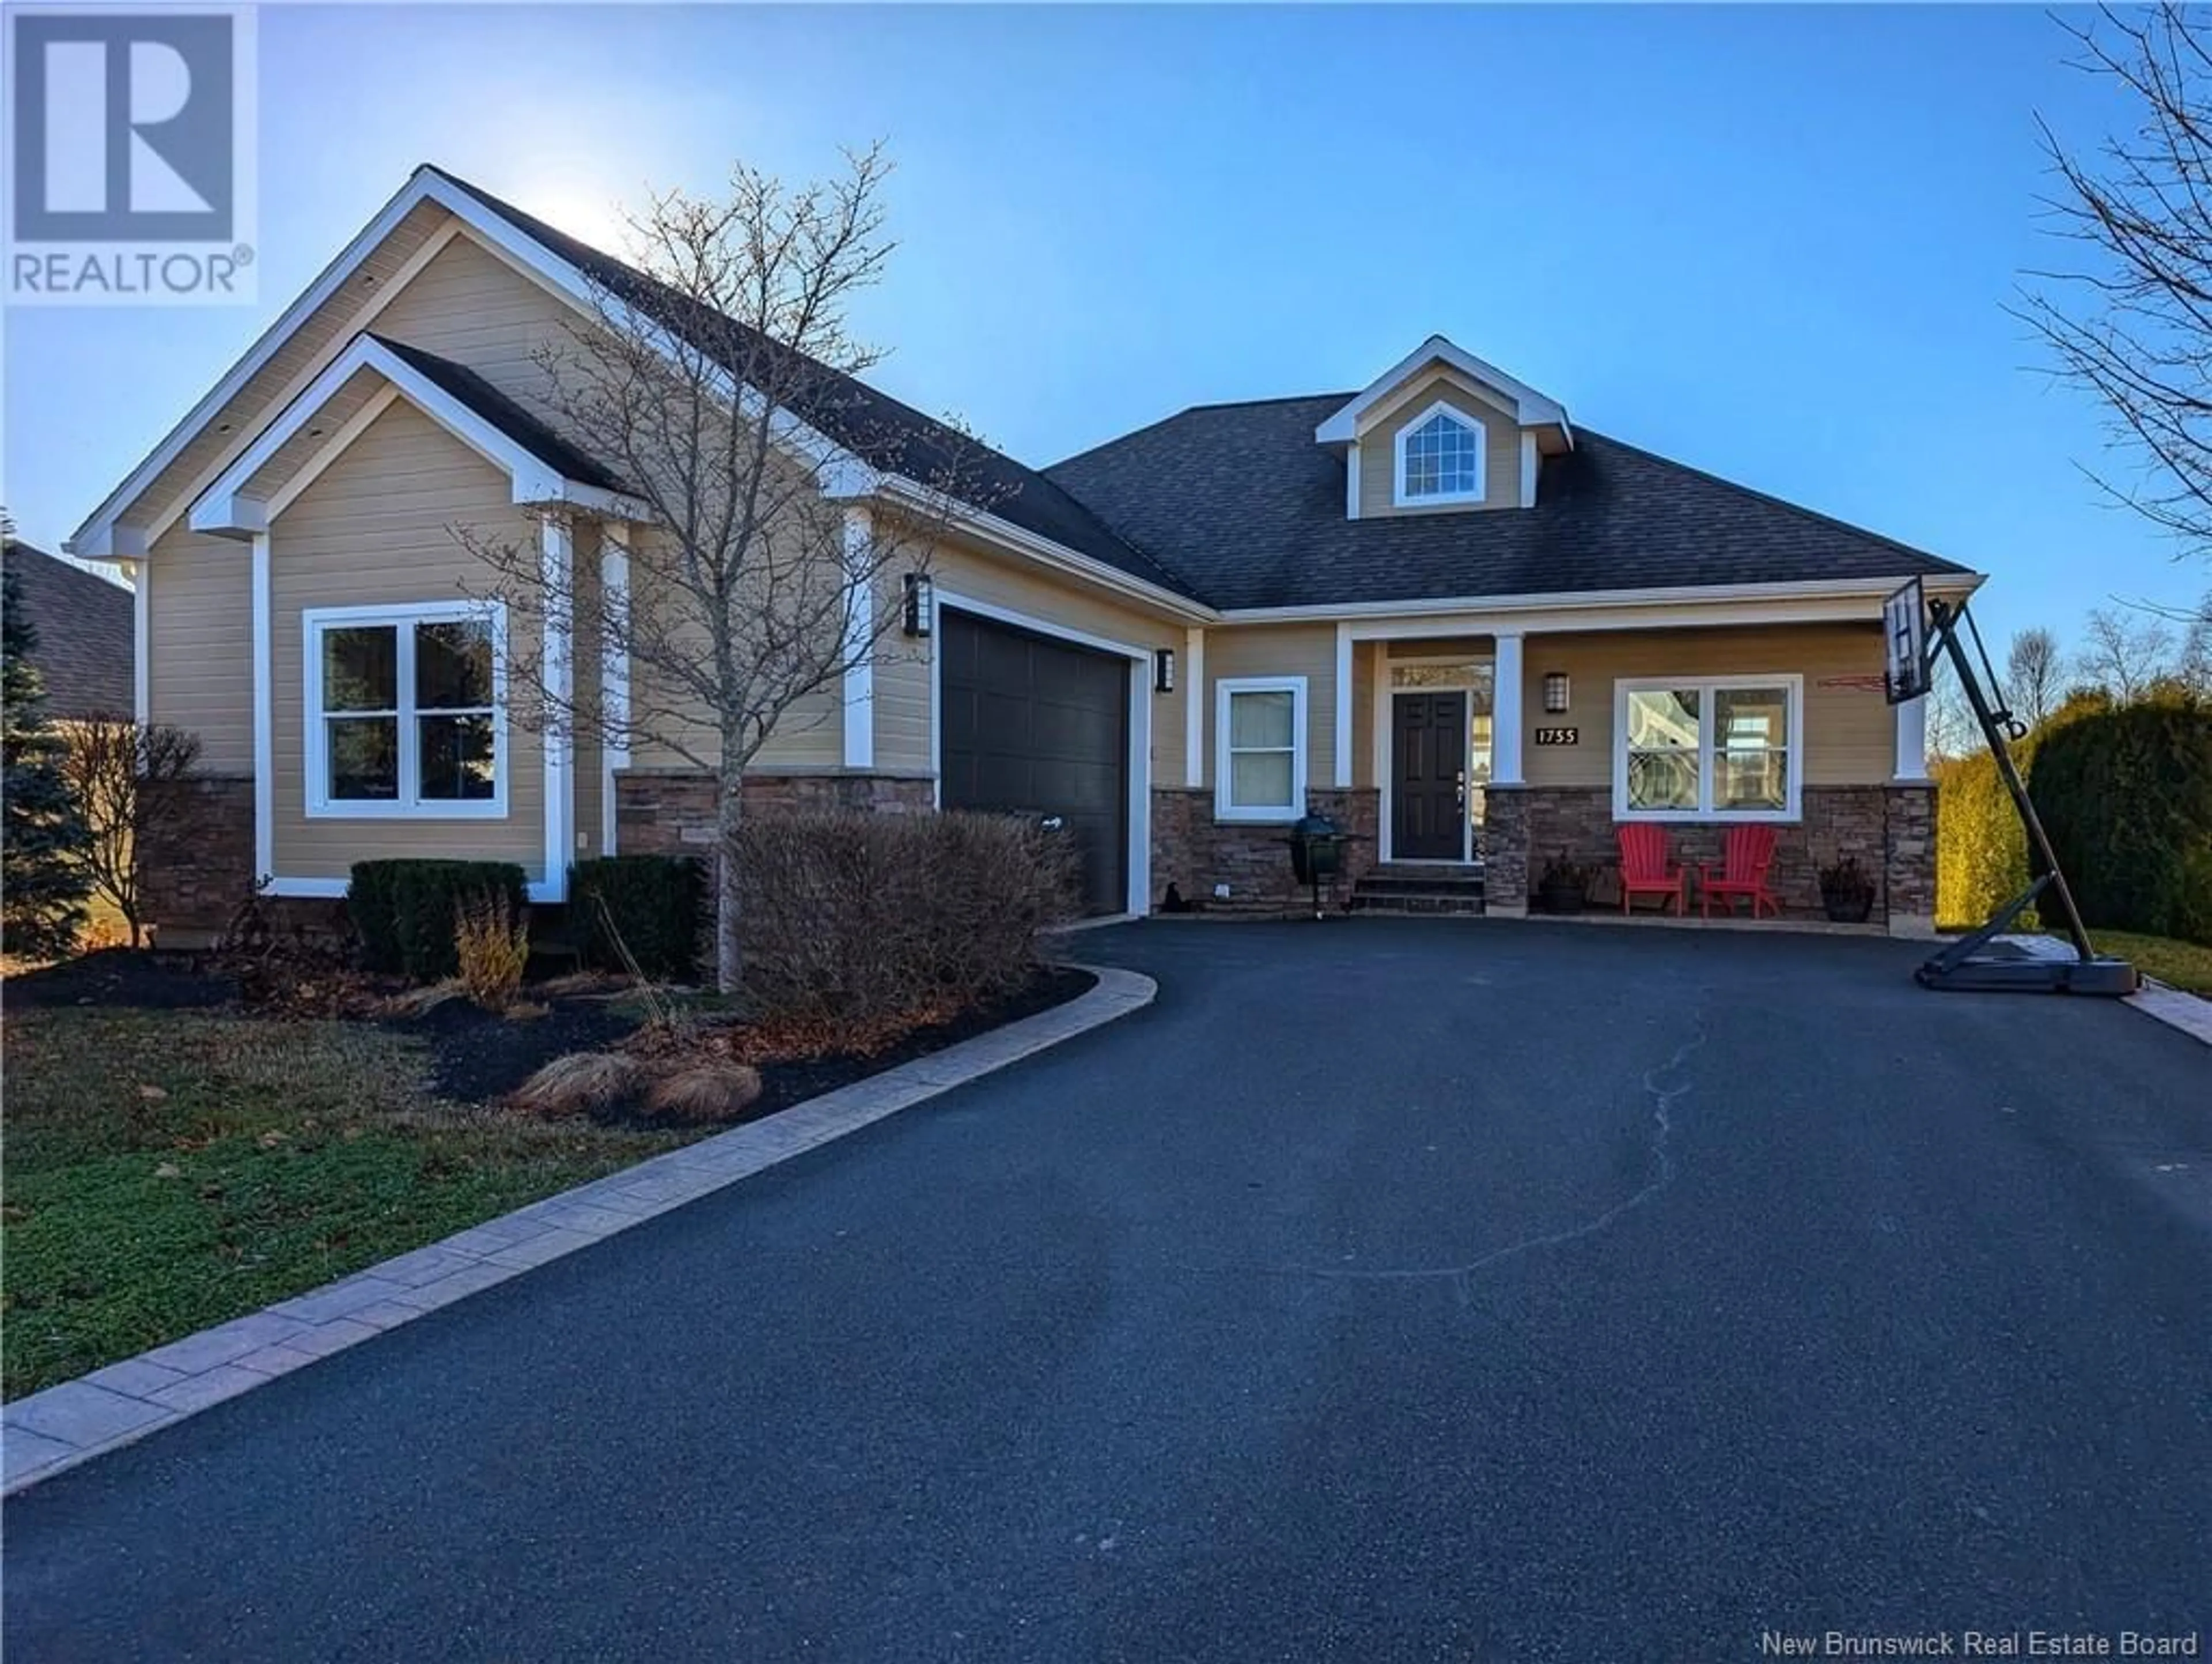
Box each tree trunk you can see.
[714,764,746,994]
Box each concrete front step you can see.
[1357,870,1487,896]
[1348,892,1488,916]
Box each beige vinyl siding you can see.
[873,535,1187,784]
[1357,370,1523,517]
[268,400,547,881]
[623,515,846,774]
[145,524,254,771]
[370,230,579,419]
[106,201,456,548]
[1202,623,1338,795]
[1518,623,1892,792]
[1350,640,1378,790]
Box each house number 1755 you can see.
[1534,726,1579,746]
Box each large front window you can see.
[1215,676,1307,822]
[1615,676,1801,820]
[306,603,505,818]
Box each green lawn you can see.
[2,1007,681,1398]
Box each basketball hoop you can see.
[1883,577,1930,704]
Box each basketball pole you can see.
[1911,595,2135,994]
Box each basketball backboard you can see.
[1883,577,1929,704]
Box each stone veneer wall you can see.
[142,775,256,932]
[613,770,937,856]
[1486,784,1938,930]
[1150,788,1380,915]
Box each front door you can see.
[1392,691,1467,860]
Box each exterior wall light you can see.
[1154,647,1176,694]
[903,573,934,638]
[1543,671,1571,714]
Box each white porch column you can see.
[540,519,574,898]
[1491,631,1526,785]
[1892,693,1930,782]
[840,506,874,770]
[1332,623,1354,788]
[251,534,272,882]
[1183,627,1205,788]
[599,524,631,854]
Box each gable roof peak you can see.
[1312,335,1571,448]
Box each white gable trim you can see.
[1313,334,1570,446]
[188,334,646,536]
[73,168,866,558]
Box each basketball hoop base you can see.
[1916,952,2139,996]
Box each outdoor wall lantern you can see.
[1154,647,1176,694]
[903,572,934,638]
[1543,671,1571,714]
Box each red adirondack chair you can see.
[1699,824,1782,919]
[1616,824,1686,916]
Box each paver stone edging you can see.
[1,963,1156,1496]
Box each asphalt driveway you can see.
[6,920,2209,1662]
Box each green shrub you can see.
[347,859,528,981]
[569,854,703,979]
[2029,701,2212,946]
[731,808,1079,1024]
[1936,749,2033,930]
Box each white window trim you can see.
[1392,399,1488,508]
[1612,673,1804,822]
[304,599,509,820]
[1215,675,1309,824]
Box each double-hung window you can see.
[306,602,506,818]
[1615,675,1801,820]
[1393,401,1487,506]
[1215,676,1308,823]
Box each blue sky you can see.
[6,3,2205,654]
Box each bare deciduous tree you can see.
[454,147,989,992]
[59,716,210,947]
[2004,626,2067,729]
[2019,6,2212,562]
[1925,657,1983,761]
[2075,603,2176,701]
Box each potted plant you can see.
[1536,850,1592,915]
[1818,855,1876,924]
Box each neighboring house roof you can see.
[422,167,1194,600]
[1044,394,1975,612]
[2,538,134,719]
[368,335,632,493]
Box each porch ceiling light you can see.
[1543,671,1571,714]
[1154,647,1175,694]
[903,572,934,638]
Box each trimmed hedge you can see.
[347,859,529,981]
[569,854,703,978]
[2029,702,2212,946]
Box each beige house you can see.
[70,165,1976,936]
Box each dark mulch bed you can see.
[392,966,1095,1125]
[1,948,238,1011]
[392,994,646,1106]
[718,965,1096,1128]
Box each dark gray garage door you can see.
[940,608,1129,916]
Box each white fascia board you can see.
[864,475,1217,625]
[188,334,647,535]
[76,165,847,556]
[1313,334,1570,445]
[1223,571,1986,632]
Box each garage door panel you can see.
[939,609,1130,916]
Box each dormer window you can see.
[1393,402,1486,506]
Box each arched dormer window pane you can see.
[1396,406,1484,502]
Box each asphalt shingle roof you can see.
[2,539,134,720]
[427,168,1190,599]
[1043,394,1975,612]
[369,334,632,494]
